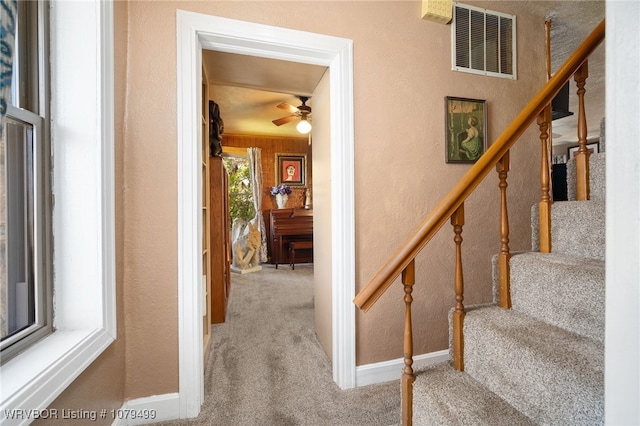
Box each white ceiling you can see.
[203,2,605,145]
[203,50,327,138]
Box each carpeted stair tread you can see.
[552,200,605,260]
[509,251,605,342]
[463,305,604,425]
[413,362,537,426]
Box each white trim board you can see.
[355,350,450,387]
[605,1,640,423]
[111,393,179,426]
[176,11,356,419]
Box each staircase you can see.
[412,150,606,425]
[352,21,606,426]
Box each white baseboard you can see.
[355,349,450,387]
[111,393,179,426]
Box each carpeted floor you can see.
[154,264,400,426]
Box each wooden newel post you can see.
[497,151,512,308]
[574,61,591,201]
[537,106,552,253]
[451,204,465,371]
[401,260,416,426]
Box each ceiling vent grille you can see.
[452,3,516,79]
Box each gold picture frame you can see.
[445,96,487,163]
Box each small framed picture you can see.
[445,97,487,163]
[567,141,599,158]
[275,153,307,186]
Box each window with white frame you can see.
[0,0,115,419]
[452,3,517,79]
[1,0,52,364]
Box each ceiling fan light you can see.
[297,118,312,134]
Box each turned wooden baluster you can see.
[401,260,416,426]
[451,204,465,371]
[537,105,552,253]
[497,151,512,308]
[574,61,591,200]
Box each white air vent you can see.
[452,3,516,79]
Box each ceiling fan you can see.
[272,96,312,134]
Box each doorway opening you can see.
[177,11,355,418]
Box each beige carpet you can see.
[153,264,400,426]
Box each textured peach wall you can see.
[348,1,545,364]
[160,0,544,366]
[120,1,180,398]
[49,0,548,408]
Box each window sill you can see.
[0,328,114,423]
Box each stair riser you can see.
[413,363,537,426]
[463,306,604,425]
[551,201,605,260]
[567,152,606,202]
[509,252,605,343]
[530,200,605,260]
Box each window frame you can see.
[1,0,52,362]
[0,0,115,420]
[1,106,51,361]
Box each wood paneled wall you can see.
[222,133,312,211]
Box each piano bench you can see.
[289,241,314,270]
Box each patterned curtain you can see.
[247,147,267,263]
[0,0,18,135]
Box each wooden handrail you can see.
[354,19,605,312]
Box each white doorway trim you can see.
[176,11,356,418]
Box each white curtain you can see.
[0,0,18,135]
[247,147,267,263]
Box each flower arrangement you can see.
[270,183,292,196]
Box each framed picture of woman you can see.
[275,153,307,186]
[445,97,487,163]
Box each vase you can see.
[276,193,288,209]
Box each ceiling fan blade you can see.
[277,102,300,114]
[272,115,297,126]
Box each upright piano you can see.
[269,208,313,268]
